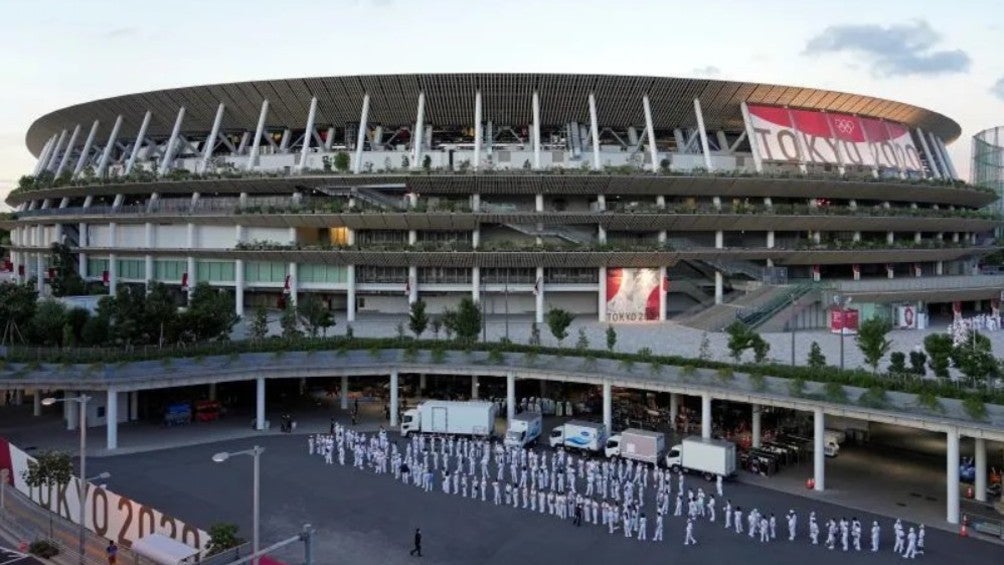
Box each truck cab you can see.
[548,426,565,448]
[605,434,622,458]
[664,445,682,470]
[400,408,420,437]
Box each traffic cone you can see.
[966,485,974,499]
[959,515,968,537]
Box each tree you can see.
[333,152,351,172]
[0,282,38,342]
[206,523,244,556]
[856,317,892,373]
[923,333,953,378]
[951,330,997,385]
[179,283,238,342]
[145,283,180,344]
[441,309,456,340]
[575,328,589,351]
[48,242,85,297]
[528,322,541,346]
[545,308,574,347]
[422,154,432,171]
[431,317,442,340]
[249,307,268,341]
[697,332,711,360]
[807,341,827,369]
[296,295,334,337]
[887,351,907,374]
[451,297,481,343]
[279,305,301,338]
[21,450,73,493]
[725,321,755,362]
[80,315,109,346]
[408,300,429,339]
[30,300,67,346]
[908,350,927,376]
[99,286,146,345]
[751,335,770,363]
[605,325,617,352]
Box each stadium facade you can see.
[5,74,1001,326]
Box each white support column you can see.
[66,391,78,431]
[199,103,226,174]
[471,375,479,399]
[643,94,659,172]
[390,369,399,428]
[73,120,100,178]
[751,404,762,448]
[95,115,123,178]
[694,98,713,171]
[158,107,186,176]
[506,372,516,423]
[740,102,763,174]
[407,265,418,304]
[701,393,712,439]
[915,128,942,179]
[602,382,612,433]
[45,129,69,172]
[255,377,266,430]
[419,374,427,393]
[411,91,426,169]
[297,97,318,172]
[588,92,601,170]
[813,407,825,491]
[288,262,298,306]
[353,94,370,174]
[234,259,245,317]
[535,266,544,325]
[340,376,349,410]
[32,136,56,176]
[125,111,152,175]
[129,391,138,421]
[106,388,118,450]
[598,267,607,322]
[975,437,987,503]
[658,266,667,321]
[346,265,356,322]
[54,124,81,177]
[33,390,41,416]
[246,100,269,171]
[935,136,959,179]
[946,428,960,523]
[473,90,482,170]
[471,267,480,302]
[35,253,44,294]
[669,394,679,429]
[532,90,541,169]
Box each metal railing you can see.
[832,274,1004,293]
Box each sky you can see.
[2,0,1003,203]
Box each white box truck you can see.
[504,413,543,448]
[400,400,497,437]
[605,429,666,465]
[548,420,607,453]
[664,436,737,480]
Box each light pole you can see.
[833,295,852,371]
[213,446,265,565]
[789,294,797,367]
[41,394,91,565]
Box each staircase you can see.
[502,223,593,244]
[668,237,769,281]
[736,282,825,328]
[62,224,79,247]
[681,285,780,331]
[314,184,407,210]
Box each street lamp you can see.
[212,446,265,565]
[42,394,91,565]
[833,295,852,371]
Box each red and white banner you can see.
[532,277,541,296]
[746,104,923,172]
[897,305,918,329]
[0,437,209,556]
[605,268,660,322]
[102,270,109,287]
[283,274,292,295]
[829,308,859,335]
[180,272,189,291]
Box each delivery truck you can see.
[664,436,737,480]
[400,400,497,437]
[504,412,543,448]
[605,429,666,465]
[548,420,607,453]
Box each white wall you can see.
[199,225,236,249]
[155,225,188,248]
[85,391,129,428]
[118,225,144,246]
[245,227,292,245]
[88,225,110,247]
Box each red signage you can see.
[829,308,859,334]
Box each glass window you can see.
[154,260,187,281]
[245,261,287,283]
[197,261,236,282]
[298,264,347,284]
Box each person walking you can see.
[106,540,118,565]
[409,528,422,557]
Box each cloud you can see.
[804,20,970,77]
[992,77,1004,101]
[102,27,137,39]
[692,65,721,77]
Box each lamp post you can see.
[41,394,91,565]
[833,295,852,371]
[213,446,265,565]
[789,294,797,367]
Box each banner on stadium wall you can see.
[829,308,859,335]
[606,268,661,322]
[745,104,923,172]
[0,437,210,556]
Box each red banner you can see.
[829,308,859,334]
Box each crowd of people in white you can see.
[306,426,927,557]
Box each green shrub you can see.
[749,372,767,392]
[788,378,806,397]
[28,540,59,559]
[680,364,697,378]
[824,382,848,403]
[916,390,944,413]
[716,366,734,382]
[963,395,987,421]
[857,386,888,408]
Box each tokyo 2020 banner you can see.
[0,436,210,556]
[606,268,661,322]
[746,104,923,172]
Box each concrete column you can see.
[701,393,712,439]
[471,267,480,302]
[33,391,41,416]
[419,374,427,393]
[714,271,724,305]
[255,377,265,431]
[975,437,987,503]
[288,262,298,306]
[473,90,482,170]
[534,266,545,324]
[234,259,245,316]
[588,92,601,170]
[506,372,515,423]
[936,261,944,276]
[598,267,607,322]
[408,265,418,304]
[208,383,217,401]
[946,429,960,524]
[390,369,399,428]
[129,391,138,421]
[658,266,667,321]
[108,253,118,295]
[813,407,825,491]
[340,376,349,410]
[66,391,78,431]
[602,382,612,433]
[751,404,762,448]
[471,375,479,399]
[346,265,356,322]
[532,90,541,169]
[669,394,679,429]
[106,388,118,450]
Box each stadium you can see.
[5,73,1001,329]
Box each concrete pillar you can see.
[33,391,41,416]
[701,393,712,439]
[598,267,607,322]
[506,372,515,423]
[813,407,825,492]
[602,382,612,433]
[946,429,960,524]
[419,374,427,393]
[346,265,356,322]
[129,391,138,421]
[751,404,762,448]
[106,388,118,450]
[471,375,479,399]
[471,267,480,302]
[669,394,679,430]
[66,391,78,431]
[255,377,265,431]
[340,376,349,410]
[658,266,667,321]
[234,259,245,316]
[975,437,987,503]
[714,271,724,305]
[408,265,418,304]
[535,266,545,325]
[208,383,217,401]
[390,369,399,428]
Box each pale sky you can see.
[2,0,1003,203]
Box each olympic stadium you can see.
[4,73,1001,329]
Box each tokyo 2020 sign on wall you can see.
[606,268,661,322]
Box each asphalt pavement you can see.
[94,433,1004,565]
